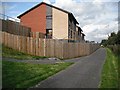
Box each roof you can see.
[17,2,79,24]
[76,25,83,32]
[81,33,85,36]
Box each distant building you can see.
[17,2,85,41]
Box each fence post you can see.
[44,39,46,56]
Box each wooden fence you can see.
[1,19,31,36]
[2,31,100,59]
[1,19,45,38]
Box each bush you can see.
[107,45,120,55]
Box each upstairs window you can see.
[46,15,52,19]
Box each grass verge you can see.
[2,61,73,88]
[2,45,47,60]
[99,48,119,88]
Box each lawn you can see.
[2,61,73,88]
[99,48,119,88]
[2,45,47,60]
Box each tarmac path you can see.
[32,48,106,88]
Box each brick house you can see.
[17,2,85,41]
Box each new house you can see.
[17,2,85,41]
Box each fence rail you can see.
[2,31,100,59]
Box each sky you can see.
[0,0,119,43]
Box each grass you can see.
[2,45,47,60]
[2,44,73,88]
[99,48,119,88]
[2,61,73,88]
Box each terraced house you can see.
[18,2,85,41]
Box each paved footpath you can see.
[3,54,86,64]
[31,48,106,88]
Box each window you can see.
[46,15,52,29]
[46,15,52,19]
[46,29,52,39]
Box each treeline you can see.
[101,30,120,46]
[101,30,120,55]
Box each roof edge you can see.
[81,33,85,36]
[17,2,71,18]
[17,2,44,18]
[17,2,79,24]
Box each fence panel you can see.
[2,19,31,36]
[49,39,55,57]
[2,31,100,59]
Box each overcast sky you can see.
[1,0,119,43]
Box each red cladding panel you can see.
[20,4,46,34]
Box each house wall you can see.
[52,8,68,39]
[68,15,76,40]
[75,26,82,41]
[20,4,46,34]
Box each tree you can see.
[101,39,108,46]
[107,32,117,45]
[101,31,120,46]
[116,30,120,44]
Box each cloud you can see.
[8,11,21,14]
[1,0,118,43]
[0,2,2,14]
[8,16,20,22]
[43,0,51,4]
[86,0,119,3]
[2,3,17,10]
[1,2,18,15]
[53,0,118,43]
[1,0,42,2]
